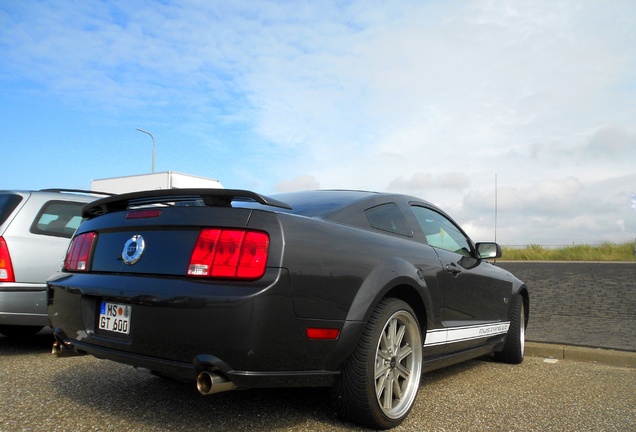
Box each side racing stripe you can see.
[424,322,511,347]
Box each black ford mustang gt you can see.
[48,189,528,429]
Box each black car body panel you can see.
[48,188,528,407]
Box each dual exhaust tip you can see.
[52,340,236,395]
[196,370,237,395]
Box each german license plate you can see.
[98,302,132,335]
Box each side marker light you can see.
[306,328,340,340]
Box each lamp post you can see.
[136,128,156,173]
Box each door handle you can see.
[445,263,462,276]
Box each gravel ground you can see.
[1,332,634,431]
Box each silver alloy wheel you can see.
[374,309,423,420]
[519,304,525,357]
[494,295,525,364]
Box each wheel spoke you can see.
[387,318,398,350]
[380,330,390,352]
[395,361,411,379]
[377,349,391,361]
[397,344,412,363]
[376,374,387,400]
[392,375,403,400]
[383,375,395,409]
[375,358,390,379]
[395,323,406,349]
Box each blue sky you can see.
[1,0,635,246]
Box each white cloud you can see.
[583,125,636,160]
[1,0,634,245]
[458,173,636,245]
[389,172,471,192]
[274,175,321,192]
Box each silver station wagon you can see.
[0,189,105,338]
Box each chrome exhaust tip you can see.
[51,340,64,356]
[196,370,237,395]
[51,340,84,357]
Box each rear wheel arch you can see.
[344,258,432,331]
[383,284,429,336]
[346,279,432,342]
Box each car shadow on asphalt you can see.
[419,355,495,386]
[50,359,354,431]
[46,355,490,431]
[0,329,54,356]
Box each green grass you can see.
[500,242,635,261]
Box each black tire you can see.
[330,298,423,429]
[495,295,525,364]
[0,325,43,338]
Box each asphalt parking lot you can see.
[1,332,634,431]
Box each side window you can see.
[30,201,85,238]
[364,203,412,236]
[0,194,23,226]
[411,206,471,256]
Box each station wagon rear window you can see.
[30,201,85,238]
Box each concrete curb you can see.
[526,341,636,368]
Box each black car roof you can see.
[81,188,435,221]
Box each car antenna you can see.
[494,174,498,264]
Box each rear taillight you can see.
[188,228,269,280]
[0,236,15,282]
[64,232,96,271]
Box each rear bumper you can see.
[48,270,364,388]
[52,329,340,388]
[0,284,49,326]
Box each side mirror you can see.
[475,242,502,259]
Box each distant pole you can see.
[495,174,498,243]
[136,128,156,173]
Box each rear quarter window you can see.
[364,203,412,236]
[30,201,86,238]
[0,194,24,226]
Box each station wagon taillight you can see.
[0,236,15,282]
[64,232,96,271]
[188,228,269,279]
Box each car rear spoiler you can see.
[82,189,292,218]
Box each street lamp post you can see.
[136,128,156,173]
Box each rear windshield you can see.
[0,194,24,226]
[30,201,86,238]
[250,190,374,217]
